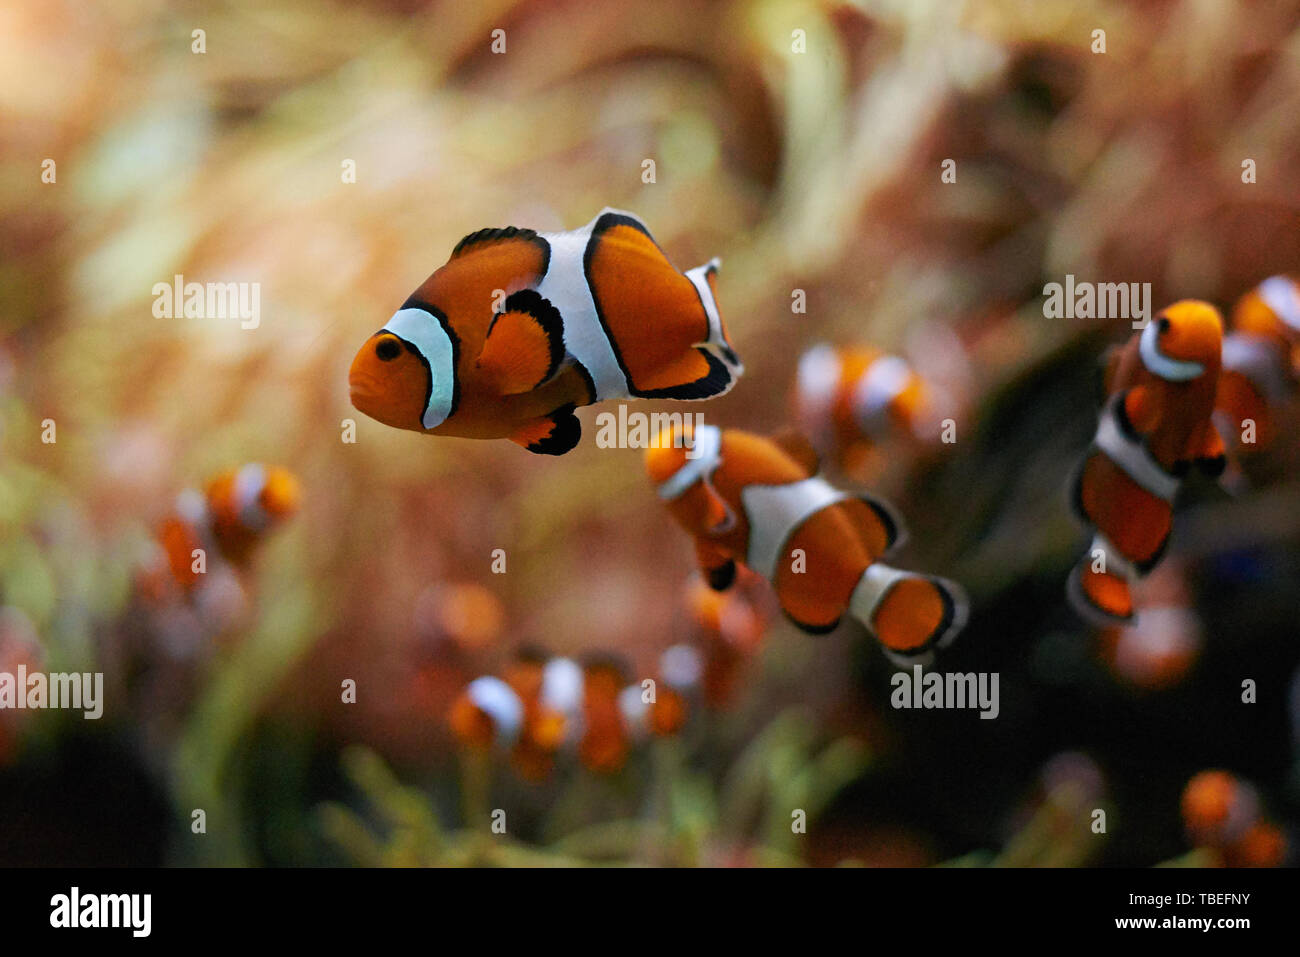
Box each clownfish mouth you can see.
[347,318,451,432]
[347,372,385,419]
[1140,318,1205,382]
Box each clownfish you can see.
[578,658,633,773]
[1095,558,1201,691]
[585,648,698,771]
[450,648,694,778]
[1068,302,1226,624]
[1099,606,1201,691]
[1215,276,1300,453]
[793,344,951,475]
[646,424,968,667]
[348,209,743,456]
[1181,770,1287,867]
[137,463,301,602]
[619,643,700,741]
[449,654,582,781]
[685,569,772,707]
[414,581,506,655]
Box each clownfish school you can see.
[349,207,1292,688]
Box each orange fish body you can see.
[349,209,743,455]
[450,654,581,780]
[452,649,694,778]
[450,675,524,751]
[1069,302,1225,624]
[514,654,581,780]
[1215,276,1300,453]
[138,464,300,601]
[686,571,770,707]
[1181,770,1287,867]
[647,425,967,665]
[793,344,945,476]
[578,661,632,774]
[202,464,301,567]
[642,643,701,738]
[1095,558,1201,690]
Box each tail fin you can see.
[685,259,744,379]
[849,563,968,668]
[1068,555,1135,626]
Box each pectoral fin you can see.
[476,290,565,395]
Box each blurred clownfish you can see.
[449,654,582,781]
[793,344,952,475]
[685,569,772,708]
[348,209,743,456]
[578,658,633,774]
[1095,558,1202,691]
[414,581,506,655]
[584,649,698,772]
[646,424,968,667]
[137,463,301,601]
[450,648,695,778]
[509,652,583,781]
[617,644,700,745]
[1181,770,1287,867]
[450,675,526,753]
[1215,275,1300,454]
[1068,302,1226,624]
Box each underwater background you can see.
[1,0,1299,867]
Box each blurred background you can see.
[1,0,1299,866]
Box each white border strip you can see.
[382,308,457,429]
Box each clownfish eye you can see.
[375,337,402,361]
[1158,317,1171,334]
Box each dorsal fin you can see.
[771,429,821,475]
[451,226,541,260]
